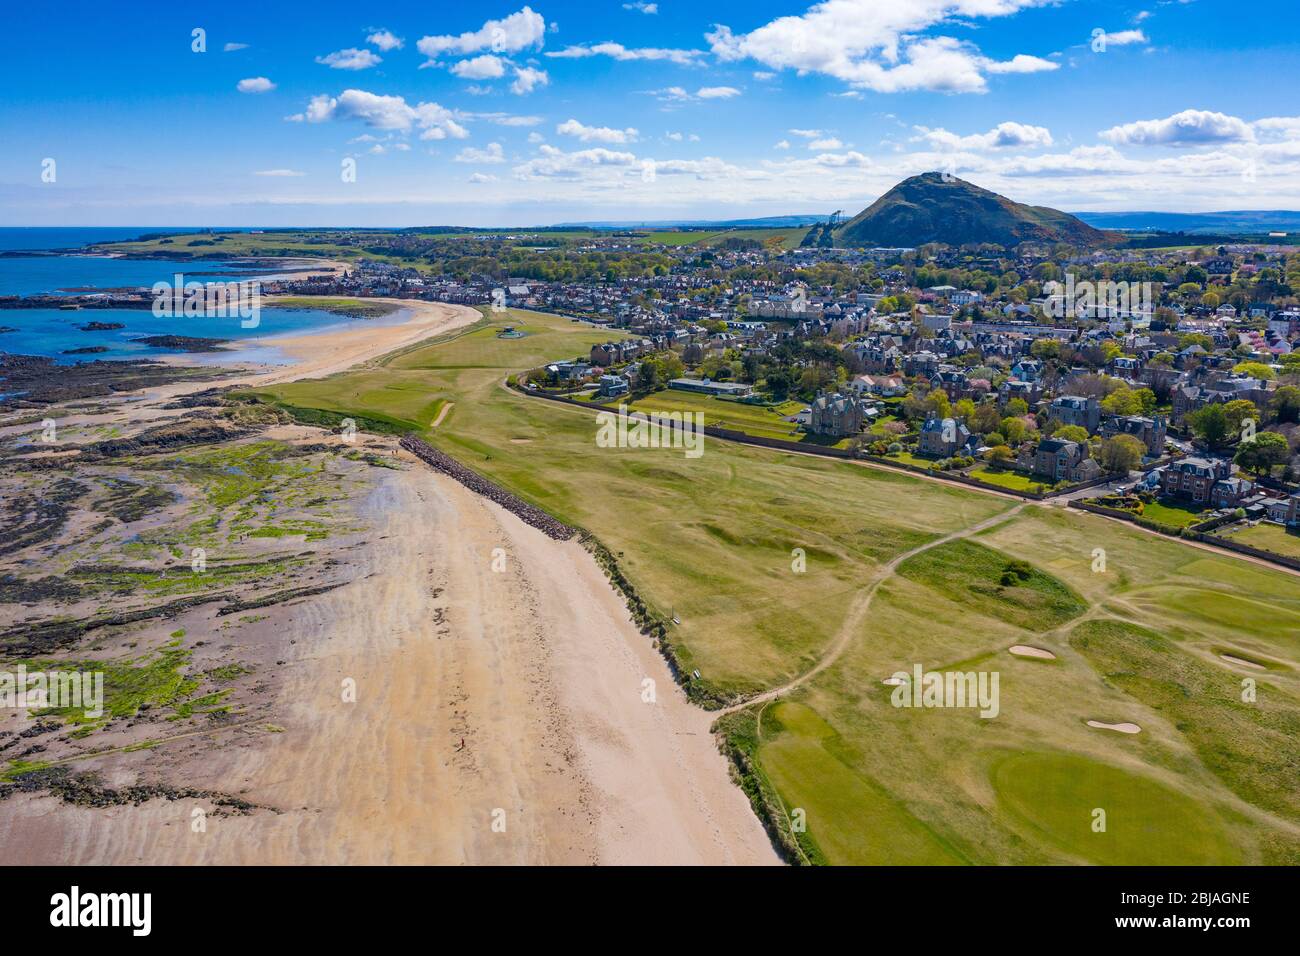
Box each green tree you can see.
[1234,361,1276,381]
[1098,434,1146,474]
[1187,404,1230,448]
[1053,424,1090,443]
[1271,385,1300,424]
[1234,432,1289,476]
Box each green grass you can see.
[269,296,397,318]
[626,391,814,443]
[1140,498,1211,529]
[967,466,1048,493]
[897,539,1088,631]
[992,751,1242,865]
[1070,619,1300,822]
[757,702,967,865]
[1217,521,1300,559]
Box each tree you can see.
[1005,397,1029,417]
[1098,434,1145,474]
[985,445,1014,465]
[1053,424,1090,443]
[1100,385,1143,416]
[1271,385,1300,424]
[1222,399,1259,436]
[1188,403,1230,448]
[1235,432,1289,476]
[1234,361,1276,381]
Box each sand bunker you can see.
[1009,645,1056,660]
[1086,720,1141,734]
[1220,653,1265,669]
[509,438,533,444]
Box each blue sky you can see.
[3,0,1298,225]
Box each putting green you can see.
[992,751,1241,865]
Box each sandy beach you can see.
[0,296,778,866]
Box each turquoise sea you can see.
[0,229,378,365]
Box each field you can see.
[967,466,1049,493]
[626,391,831,444]
[246,305,1300,865]
[1217,521,1300,558]
[1139,497,1210,529]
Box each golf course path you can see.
[722,503,1027,716]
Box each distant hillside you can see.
[836,173,1109,248]
[553,214,827,229]
[1073,210,1300,234]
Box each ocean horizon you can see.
[0,246,385,365]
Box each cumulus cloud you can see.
[367,29,404,51]
[807,137,843,149]
[623,1,658,12]
[707,0,1057,94]
[697,86,741,99]
[557,119,639,143]
[1094,29,1148,47]
[417,7,546,60]
[253,168,303,177]
[545,42,704,65]
[237,77,275,94]
[287,89,468,140]
[316,48,382,70]
[456,142,506,163]
[513,144,639,180]
[1100,109,1256,147]
[914,121,1054,150]
[510,65,549,95]
[451,54,508,79]
[223,42,249,52]
[468,172,499,183]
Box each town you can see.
[198,223,1300,570]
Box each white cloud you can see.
[466,112,544,127]
[528,131,545,143]
[557,119,639,144]
[253,169,304,177]
[546,42,703,65]
[914,121,1054,150]
[697,86,741,99]
[1095,29,1148,47]
[623,2,658,13]
[288,89,469,140]
[510,65,549,95]
[456,142,506,163]
[774,139,791,150]
[1100,109,1256,147]
[664,131,700,142]
[807,137,843,149]
[316,48,383,70]
[788,129,823,138]
[513,144,639,180]
[468,172,499,183]
[982,53,1058,74]
[417,7,546,60]
[451,54,508,79]
[707,0,1058,94]
[367,29,404,51]
[237,77,276,94]
[223,42,249,52]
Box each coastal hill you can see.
[836,172,1110,248]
